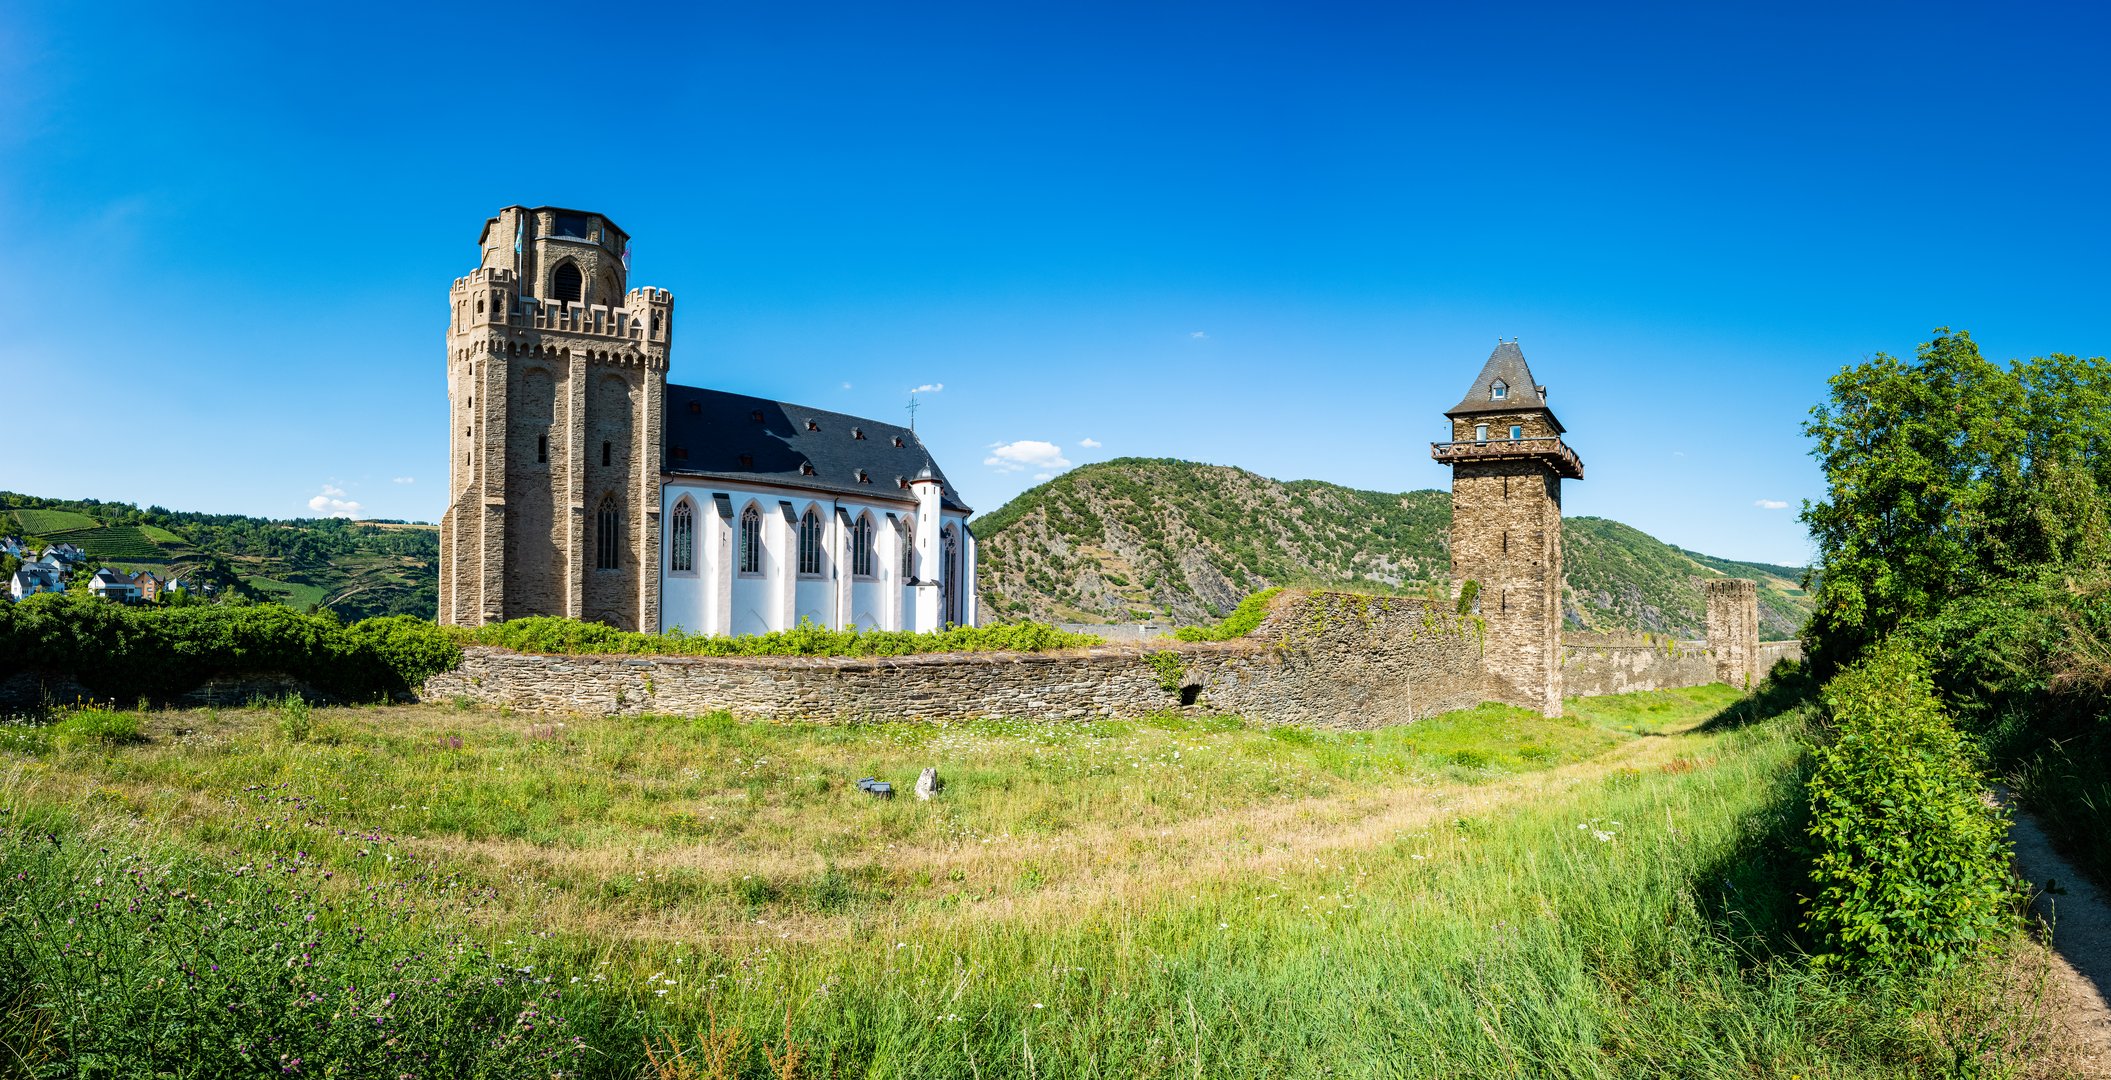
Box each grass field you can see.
[242,573,328,608]
[0,686,2060,1078]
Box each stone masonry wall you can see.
[1561,632,1804,697]
[1702,578,1762,688]
[420,591,1489,728]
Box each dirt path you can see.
[2000,791,2111,1074]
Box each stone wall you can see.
[1702,578,1762,687]
[420,591,1489,728]
[1561,632,1804,697]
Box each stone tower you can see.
[1431,341,1584,717]
[1702,577,1761,688]
[439,206,674,629]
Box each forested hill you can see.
[1,492,437,620]
[971,458,1811,639]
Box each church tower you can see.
[439,206,674,629]
[1431,341,1583,717]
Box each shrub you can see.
[1173,587,1283,642]
[1801,642,2019,974]
[274,693,313,743]
[466,616,1101,658]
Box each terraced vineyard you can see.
[4,493,437,620]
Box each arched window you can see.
[595,496,620,570]
[670,499,694,573]
[941,526,959,625]
[851,513,875,578]
[1490,379,1508,400]
[798,506,823,576]
[553,261,584,305]
[901,519,915,579]
[738,504,761,575]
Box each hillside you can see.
[972,458,1810,640]
[2,492,437,620]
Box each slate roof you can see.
[661,385,971,514]
[1445,342,1564,432]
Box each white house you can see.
[86,568,141,602]
[9,564,64,600]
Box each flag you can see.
[621,241,631,271]
[514,216,524,255]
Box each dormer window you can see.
[750,410,765,423]
[856,468,871,483]
[800,462,815,476]
[1490,380,1508,400]
[852,427,865,440]
[892,436,905,448]
[805,419,820,432]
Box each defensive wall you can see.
[1561,634,1802,698]
[422,591,1491,728]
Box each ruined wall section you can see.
[421,591,1489,728]
[1702,577,1762,688]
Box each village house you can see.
[87,568,142,602]
[9,563,65,600]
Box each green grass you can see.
[43,524,167,560]
[10,507,98,535]
[0,684,2053,1077]
[139,524,189,544]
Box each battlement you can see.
[511,297,653,341]
[626,286,671,305]
[452,267,519,291]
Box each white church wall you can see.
[660,478,956,636]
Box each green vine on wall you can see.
[1146,651,1187,693]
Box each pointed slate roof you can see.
[1445,341,1563,430]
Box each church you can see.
[438,206,979,634]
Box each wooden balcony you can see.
[1429,437,1585,480]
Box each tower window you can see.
[739,504,761,575]
[1474,424,1488,442]
[797,507,824,576]
[595,497,620,570]
[552,213,592,239]
[1510,425,1523,440]
[602,441,612,467]
[537,434,547,463]
[851,514,875,578]
[902,520,915,578]
[1491,380,1508,400]
[670,499,694,573]
[553,261,584,304]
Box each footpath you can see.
[2003,793,2111,1074]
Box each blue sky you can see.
[3,2,2105,565]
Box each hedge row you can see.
[464,616,1103,657]
[0,593,460,704]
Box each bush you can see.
[0,592,461,704]
[1801,642,2019,974]
[1173,587,1283,642]
[467,616,1101,658]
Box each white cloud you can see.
[1189,330,1208,340]
[1755,499,1790,510]
[308,485,365,518]
[391,476,415,485]
[909,383,944,394]
[984,440,1071,474]
[1079,437,1102,449]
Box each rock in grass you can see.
[916,767,942,801]
[856,777,894,799]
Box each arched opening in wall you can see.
[595,496,621,570]
[670,498,695,573]
[738,503,762,575]
[552,261,584,305]
[1179,684,1202,707]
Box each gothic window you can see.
[1474,424,1489,442]
[798,507,824,576]
[901,520,915,578]
[670,499,694,573]
[1491,379,1508,400]
[1509,425,1523,440]
[553,261,584,304]
[851,513,875,578]
[738,504,761,575]
[595,497,620,570]
[942,526,960,625]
